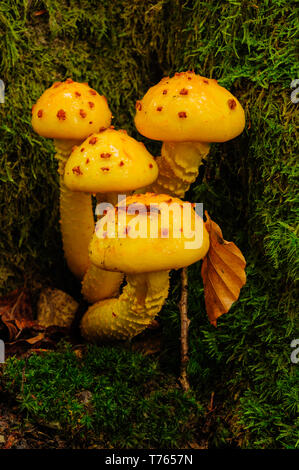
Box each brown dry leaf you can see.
[37,288,79,328]
[0,289,34,340]
[24,333,46,345]
[201,212,246,326]
[3,434,16,449]
[0,288,70,357]
[33,10,47,16]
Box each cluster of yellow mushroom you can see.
[31,71,245,341]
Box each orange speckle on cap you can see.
[179,88,188,95]
[89,137,98,145]
[37,109,43,118]
[157,106,163,111]
[80,109,87,118]
[75,91,81,97]
[88,101,95,109]
[57,109,66,120]
[72,165,83,175]
[101,153,111,159]
[136,101,142,111]
[178,111,187,118]
[89,89,97,96]
[228,99,237,110]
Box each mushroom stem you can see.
[55,139,95,279]
[148,141,210,197]
[55,140,124,301]
[81,270,170,341]
[80,192,128,303]
[81,263,123,303]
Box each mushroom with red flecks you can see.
[134,71,245,197]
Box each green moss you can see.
[0,0,298,448]
[236,369,299,448]
[2,342,204,448]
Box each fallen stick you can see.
[179,267,190,391]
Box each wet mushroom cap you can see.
[89,192,210,274]
[31,79,112,140]
[64,128,158,193]
[134,71,245,143]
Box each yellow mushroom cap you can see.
[89,193,210,273]
[31,79,112,141]
[134,71,245,143]
[64,128,158,193]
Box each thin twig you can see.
[179,267,190,391]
